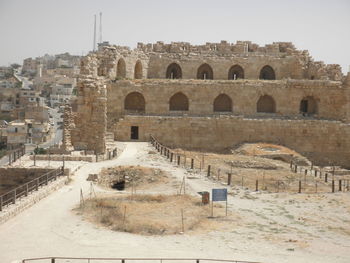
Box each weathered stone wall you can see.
[70,75,107,153]
[62,104,75,152]
[146,53,304,80]
[115,115,350,167]
[107,79,347,128]
[70,42,349,159]
[95,41,343,81]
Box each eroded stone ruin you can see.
[64,40,350,167]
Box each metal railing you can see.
[22,257,263,263]
[0,167,64,212]
[6,145,26,165]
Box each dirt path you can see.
[0,142,349,263]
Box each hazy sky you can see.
[0,0,349,73]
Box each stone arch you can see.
[197,63,213,79]
[257,95,276,113]
[124,92,145,112]
[166,63,182,79]
[169,92,189,111]
[116,58,126,78]
[134,60,143,79]
[300,96,318,115]
[213,94,232,112]
[259,65,276,80]
[228,65,244,80]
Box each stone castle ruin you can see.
[66,40,350,167]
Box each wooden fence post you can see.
[227,173,232,186]
[339,180,342,191]
[177,155,180,166]
[298,180,301,193]
[256,179,259,191]
[191,159,194,169]
[313,180,316,193]
[332,180,335,193]
[13,189,16,204]
[207,165,211,177]
[0,196,2,211]
[170,153,173,162]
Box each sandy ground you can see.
[0,142,349,263]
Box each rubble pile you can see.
[98,166,168,188]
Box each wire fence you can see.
[6,145,26,165]
[150,136,350,194]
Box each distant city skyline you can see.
[0,0,349,73]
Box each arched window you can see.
[213,94,232,112]
[124,92,145,112]
[166,63,182,79]
[197,63,213,80]
[228,65,244,80]
[259,65,275,80]
[117,58,126,78]
[257,95,276,113]
[169,92,189,111]
[300,96,318,115]
[134,60,143,79]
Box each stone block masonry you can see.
[115,115,350,168]
[69,40,350,167]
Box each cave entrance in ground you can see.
[131,126,139,140]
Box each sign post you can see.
[211,188,228,217]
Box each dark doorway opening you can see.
[300,100,308,113]
[131,126,139,140]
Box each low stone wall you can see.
[29,155,94,162]
[115,115,350,168]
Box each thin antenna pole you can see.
[99,12,102,44]
[93,14,97,51]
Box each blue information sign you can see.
[212,188,227,202]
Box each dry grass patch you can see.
[76,194,235,235]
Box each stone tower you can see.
[344,72,350,123]
[70,55,107,154]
